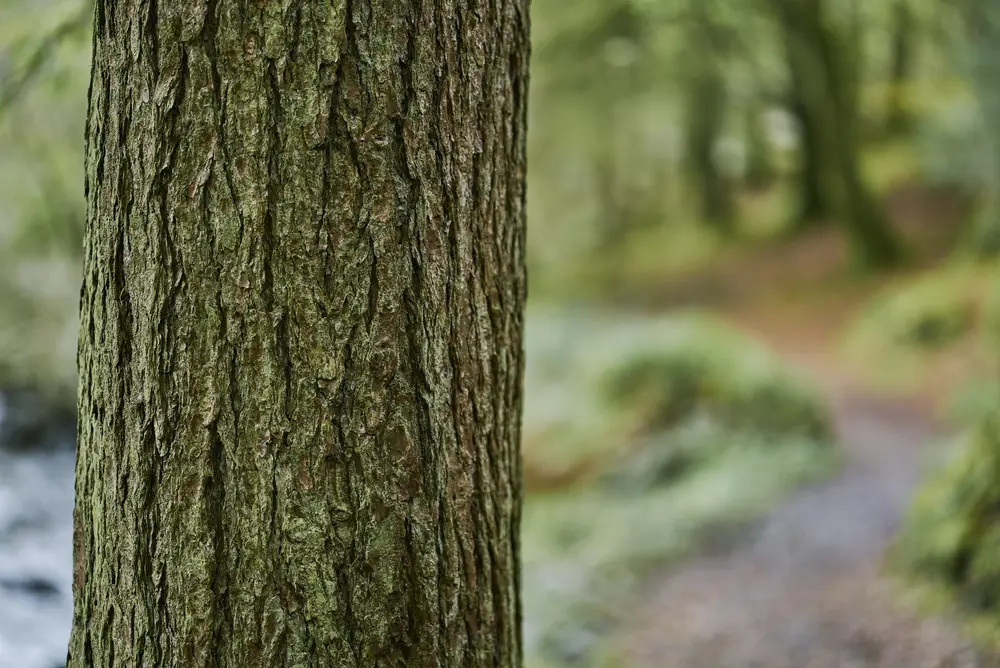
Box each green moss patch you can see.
[602,324,831,442]
[849,268,981,351]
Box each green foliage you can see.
[0,0,89,402]
[0,258,80,407]
[523,310,834,483]
[889,266,1000,645]
[0,1,90,259]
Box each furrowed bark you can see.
[70,1,529,666]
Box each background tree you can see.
[774,0,904,268]
[883,0,917,137]
[957,0,1000,257]
[683,10,736,233]
[69,2,529,667]
[780,8,832,227]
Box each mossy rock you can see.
[868,288,972,349]
[0,387,76,451]
[891,413,1000,615]
[601,326,832,443]
[598,415,725,492]
[847,268,984,357]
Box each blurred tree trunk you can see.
[685,46,735,234]
[594,149,631,246]
[781,0,833,229]
[69,2,529,667]
[788,83,830,226]
[960,1,1000,257]
[743,104,776,191]
[884,0,916,136]
[777,0,903,268]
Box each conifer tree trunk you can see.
[69,2,530,667]
[790,94,829,225]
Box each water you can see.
[0,396,75,668]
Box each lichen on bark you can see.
[70,1,529,666]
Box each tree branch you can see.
[0,3,92,119]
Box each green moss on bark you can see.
[71,1,530,666]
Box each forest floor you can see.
[611,182,1000,666]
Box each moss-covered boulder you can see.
[594,317,833,494]
[891,412,1000,616]
[846,267,985,358]
[603,343,831,441]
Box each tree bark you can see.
[70,1,529,667]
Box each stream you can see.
[0,395,75,668]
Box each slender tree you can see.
[742,103,776,191]
[883,0,917,137]
[782,13,831,227]
[684,10,735,233]
[69,2,530,667]
[789,91,830,225]
[776,0,903,267]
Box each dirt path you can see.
[616,385,998,668]
[604,181,995,666]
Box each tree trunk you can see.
[884,0,915,137]
[743,104,775,191]
[811,0,903,268]
[686,50,734,234]
[70,2,529,667]
[789,94,829,226]
[961,2,1000,258]
[782,4,832,229]
[778,0,903,268]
